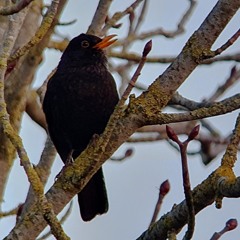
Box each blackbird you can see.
[43,33,119,221]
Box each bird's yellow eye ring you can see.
[81,40,90,48]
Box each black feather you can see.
[43,33,119,221]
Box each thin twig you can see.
[102,0,144,35]
[110,148,133,161]
[121,40,152,102]
[176,0,197,34]
[166,125,200,239]
[109,51,240,64]
[115,0,196,48]
[0,206,19,218]
[208,66,240,102]
[210,219,238,240]
[212,28,240,56]
[134,0,148,33]
[149,180,170,226]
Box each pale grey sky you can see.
[1,1,240,239]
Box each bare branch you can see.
[121,40,152,101]
[0,0,34,15]
[0,206,19,218]
[146,94,240,126]
[87,0,113,36]
[25,89,47,129]
[210,28,240,58]
[149,180,170,226]
[133,0,148,33]
[166,125,200,239]
[208,66,240,102]
[102,0,144,34]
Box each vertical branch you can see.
[166,125,200,239]
[0,6,29,208]
[87,0,113,36]
[149,180,170,226]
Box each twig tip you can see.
[166,125,179,143]
[188,125,200,141]
[143,40,152,57]
[226,218,238,231]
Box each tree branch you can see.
[87,0,113,36]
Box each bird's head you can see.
[60,33,117,67]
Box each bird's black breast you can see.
[43,64,119,161]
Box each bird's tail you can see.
[78,167,108,221]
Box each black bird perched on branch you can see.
[43,33,119,221]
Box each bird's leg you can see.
[65,149,74,165]
[56,150,74,179]
[90,133,100,148]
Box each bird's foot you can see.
[90,133,100,148]
[56,151,74,179]
[65,152,74,166]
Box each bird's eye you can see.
[81,40,90,48]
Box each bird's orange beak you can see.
[93,35,117,49]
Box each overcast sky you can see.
[1,1,240,239]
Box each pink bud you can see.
[166,125,179,142]
[124,148,133,158]
[143,40,152,57]
[226,218,238,231]
[160,180,170,196]
[188,125,200,141]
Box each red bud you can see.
[160,179,170,196]
[188,125,200,141]
[226,218,238,231]
[124,148,133,158]
[166,125,179,143]
[143,40,152,57]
